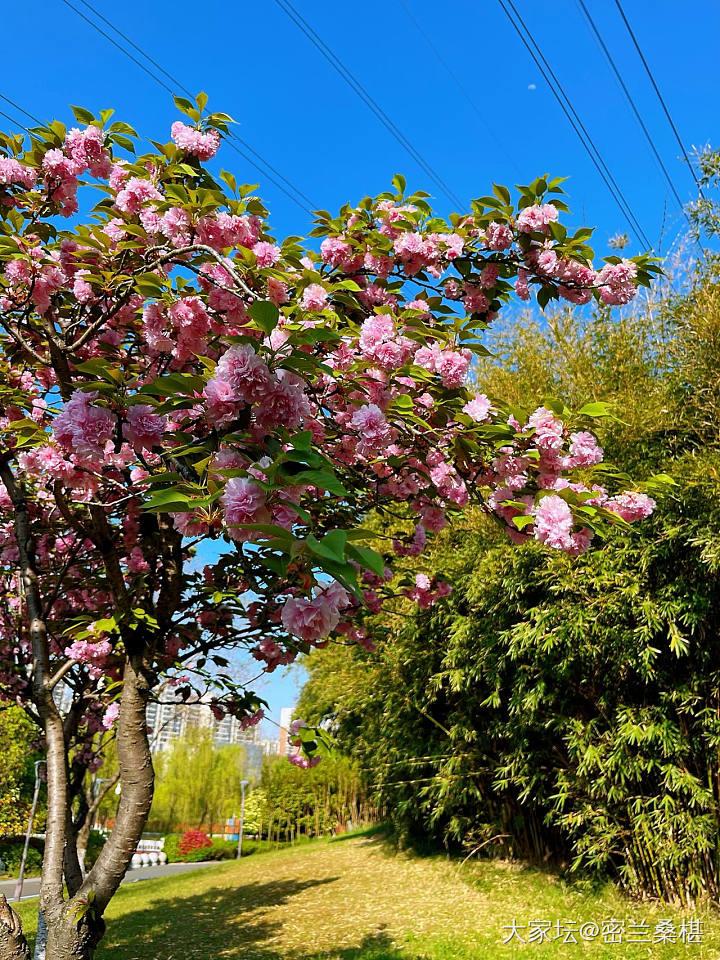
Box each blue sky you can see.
[2,0,718,731]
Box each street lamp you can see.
[236,780,249,859]
[14,760,45,901]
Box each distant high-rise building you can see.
[278,706,294,757]
[145,690,262,754]
[55,681,262,768]
[260,738,281,756]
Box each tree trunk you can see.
[42,908,104,960]
[0,896,30,960]
[76,656,154,913]
[36,656,154,959]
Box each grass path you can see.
[15,835,720,958]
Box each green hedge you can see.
[0,829,106,877]
[0,839,42,877]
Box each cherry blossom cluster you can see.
[0,103,660,768]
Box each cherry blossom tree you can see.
[0,93,660,959]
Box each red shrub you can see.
[178,829,212,856]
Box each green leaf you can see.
[284,469,346,496]
[536,285,555,310]
[130,608,159,630]
[107,121,137,137]
[542,397,565,417]
[306,530,347,564]
[173,96,200,123]
[111,134,136,153]
[512,515,536,530]
[71,105,96,126]
[220,170,237,194]
[289,431,313,451]
[392,173,406,195]
[493,183,511,205]
[136,373,207,397]
[74,358,122,384]
[501,500,533,512]
[135,272,167,296]
[578,401,611,418]
[647,472,677,487]
[347,544,385,577]
[232,522,295,543]
[248,300,279,334]
[142,488,192,513]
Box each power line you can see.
[577,0,703,257]
[0,109,29,132]
[577,0,686,215]
[273,0,464,210]
[496,0,653,251]
[0,93,41,127]
[69,0,318,212]
[58,0,317,215]
[614,0,704,198]
[498,0,652,250]
[398,0,521,178]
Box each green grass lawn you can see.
[13,835,720,959]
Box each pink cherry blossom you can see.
[351,404,393,457]
[170,121,221,161]
[124,405,168,450]
[214,344,273,404]
[533,494,574,550]
[320,236,353,266]
[436,349,471,388]
[65,126,112,178]
[253,241,281,267]
[484,221,514,250]
[568,431,603,467]
[0,157,38,189]
[160,207,192,247]
[115,177,163,214]
[605,491,656,522]
[515,203,559,234]
[53,390,114,463]
[463,393,493,422]
[301,283,329,312]
[220,477,269,540]
[597,259,638,305]
[102,702,120,730]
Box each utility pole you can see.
[15,760,45,901]
[236,780,249,858]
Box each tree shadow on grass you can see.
[295,930,412,960]
[99,875,342,960]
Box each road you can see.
[0,860,217,902]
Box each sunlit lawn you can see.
[14,834,720,958]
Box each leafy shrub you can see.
[0,839,43,877]
[205,839,237,861]
[162,833,182,863]
[178,829,212,857]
